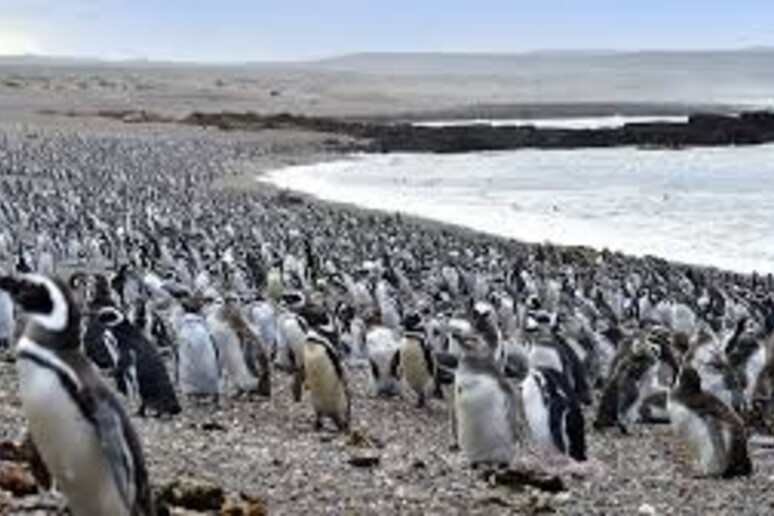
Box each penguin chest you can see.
[304,346,346,416]
[17,358,129,516]
[668,399,723,475]
[455,375,515,465]
[209,322,256,391]
[178,323,219,395]
[744,347,766,401]
[521,375,553,451]
[400,340,431,395]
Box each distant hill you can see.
[308,49,774,77]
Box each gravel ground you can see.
[3,350,774,515]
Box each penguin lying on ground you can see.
[0,274,154,515]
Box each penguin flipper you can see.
[92,393,153,514]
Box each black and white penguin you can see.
[453,334,523,468]
[302,330,351,431]
[0,274,154,515]
[519,364,587,461]
[96,306,181,417]
[668,366,752,478]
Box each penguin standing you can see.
[206,296,260,395]
[175,298,220,400]
[594,336,663,433]
[303,331,351,431]
[668,366,752,478]
[96,306,181,417]
[520,365,587,461]
[453,334,523,468]
[398,314,440,407]
[366,325,402,397]
[0,274,154,515]
[0,287,14,349]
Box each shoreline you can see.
[254,152,761,280]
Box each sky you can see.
[1,0,773,62]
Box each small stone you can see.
[485,464,565,493]
[0,463,38,496]
[348,452,381,468]
[0,441,26,463]
[156,477,225,511]
[638,503,657,516]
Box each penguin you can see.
[218,296,272,397]
[206,296,260,395]
[668,366,752,478]
[519,363,587,461]
[453,333,523,468]
[594,334,664,433]
[0,274,154,515]
[0,287,14,349]
[302,330,351,431]
[366,325,402,397]
[96,306,181,417]
[398,313,440,407]
[175,297,220,400]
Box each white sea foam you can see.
[262,145,774,274]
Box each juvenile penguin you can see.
[0,274,154,516]
[668,366,752,478]
[453,334,523,468]
[594,335,663,433]
[398,314,440,407]
[175,298,220,400]
[303,330,351,431]
[366,325,402,397]
[206,296,260,395]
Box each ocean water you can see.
[263,145,774,274]
[412,115,687,129]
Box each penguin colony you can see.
[0,127,773,513]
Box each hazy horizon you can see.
[2,1,774,62]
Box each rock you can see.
[221,499,268,516]
[240,491,269,516]
[156,478,225,512]
[348,452,381,468]
[200,421,227,432]
[347,428,383,449]
[484,465,565,493]
[0,441,26,462]
[0,463,38,496]
[638,503,658,515]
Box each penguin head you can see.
[0,274,80,343]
